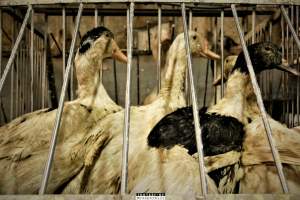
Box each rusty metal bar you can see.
[232,4,289,193]
[39,3,83,194]
[182,3,207,197]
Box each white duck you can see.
[61,31,220,195]
[0,26,127,194]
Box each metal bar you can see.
[39,3,83,194]
[0,9,2,76]
[181,3,207,197]
[10,20,14,121]
[220,10,224,98]
[281,11,286,122]
[136,54,140,105]
[156,4,161,94]
[30,8,34,112]
[252,8,255,44]
[285,7,289,126]
[269,22,273,115]
[0,5,31,96]
[62,7,66,77]
[185,9,192,105]
[121,2,134,195]
[213,17,217,104]
[113,59,118,104]
[281,5,300,51]
[95,7,98,27]
[16,22,20,117]
[291,6,294,127]
[231,4,289,193]
[42,14,48,108]
[1,0,300,6]
[297,6,299,125]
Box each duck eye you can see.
[226,59,229,63]
[193,35,197,40]
[265,46,271,51]
[105,33,110,37]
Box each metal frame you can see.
[39,3,83,194]
[120,2,134,195]
[181,3,207,197]
[232,4,289,193]
[0,0,299,196]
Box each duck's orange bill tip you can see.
[204,49,221,60]
[112,48,128,63]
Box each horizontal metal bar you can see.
[24,8,275,17]
[1,0,300,6]
[0,5,32,95]
[231,4,289,193]
[181,2,207,197]
[39,2,83,194]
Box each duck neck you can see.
[208,70,250,122]
[159,47,187,109]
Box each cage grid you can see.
[0,0,300,199]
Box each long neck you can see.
[208,70,250,122]
[158,43,187,109]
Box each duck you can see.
[209,48,300,194]
[0,26,127,194]
[60,31,220,195]
[147,42,297,193]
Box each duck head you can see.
[77,26,127,63]
[214,42,300,85]
[233,42,299,76]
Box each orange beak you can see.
[111,39,128,63]
[199,39,220,60]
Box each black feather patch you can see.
[78,26,114,54]
[148,106,245,156]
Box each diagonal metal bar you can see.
[181,3,207,197]
[39,3,83,194]
[120,2,134,195]
[231,4,289,193]
[0,5,32,95]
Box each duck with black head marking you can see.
[0,26,127,194]
[147,42,298,193]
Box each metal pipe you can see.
[0,5,31,97]
[220,10,224,98]
[136,54,140,104]
[62,7,66,77]
[231,4,289,193]
[16,25,19,117]
[156,4,161,94]
[39,3,83,194]
[291,6,294,127]
[30,8,34,112]
[120,2,134,195]
[285,7,289,126]
[213,17,217,104]
[281,12,286,122]
[43,14,48,108]
[0,9,2,77]
[113,59,118,104]
[281,5,300,51]
[95,7,98,27]
[185,9,192,105]
[252,8,255,44]
[297,6,299,125]
[181,3,207,197]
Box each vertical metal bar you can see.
[94,7,98,27]
[156,4,161,94]
[0,9,2,77]
[269,22,273,115]
[136,54,140,105]
[232,4,289,193]
[291,6,294,127]
[10,19,15,121]
[252,8,256,44]
[0,6,31,107]
[185,9,192,105]
[43,14,48,108]
[16,22,19,117]
[62,7,66,78]
[181,3,207,197]
[39,3,83,194]
[297,6,299,125]
[113,59,118,104]
[281,12,286,122]
[121,2,134,195]
[285,7,289,126]
[213,17,217,104]
[220,10,224,98]
[30,8,34,112]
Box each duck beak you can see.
[276,59,300,76]
[111,39,128,63]
[199,40,220,60]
